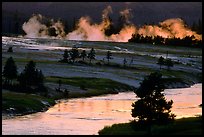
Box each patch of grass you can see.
[2,91,55,115]
[46,76,135,92]
[98,116,202,135]
[151,116,202,135]
[98,122,146,135]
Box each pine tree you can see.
[7,47,13,53]
[87,48,96,63]
[157,56,165,70]
[62,49,69,62]
[70,47,79,63]
[165,58,174,70]
[18,60,45,88]
[106,51,112,65]
[80,50,87,61]
[3,57,17,85]
[132,72,175,134]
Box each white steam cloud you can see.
[22,14,65,38]
[22,6,202,42]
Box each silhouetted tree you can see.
[18,60,45,88]
[80,50,87,61]
[61,49,69,62]
[132,72,175,134]
[87,48,96,63]
[70,47,79,63]
[157,56,165,70]
[7,47,13,52]
[165,58,174,70]
[106,51,112,64]
[3,57,17,85]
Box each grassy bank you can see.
[2,77,136,117]
[98,116,202,135]
[2,91,56,117]
[46,76,136,96]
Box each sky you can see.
[2,2,202,26]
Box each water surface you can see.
[2,84,202,135]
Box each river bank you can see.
[2,77,201,120]
[2,83,202,135]
[2,77,136,120]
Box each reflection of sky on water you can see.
[2,84,202,135]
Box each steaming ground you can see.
[2,36,202,92]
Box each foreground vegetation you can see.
[98,116,202,135]
[2,91,55,117]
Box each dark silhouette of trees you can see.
[132,72,175,134]
[18,60,45,88]
[70,47,79,63]
[87,48,96,63]
[165,58,174,70]
[106,51,113,65]
[7,47,13,52]
[3,57,17,85]
[80,50,87,61]
[61,49,69,62]
[128,33,202,48]
[157,56,165,70]
[157,56,174,70]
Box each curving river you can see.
[2,84,202,135]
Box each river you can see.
[2,83,202,135]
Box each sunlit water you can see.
[2,84,202,135]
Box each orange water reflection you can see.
[2,84,202,135]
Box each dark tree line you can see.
[129,34,202,48]
[2,57,46,94]
[59,47,96,64]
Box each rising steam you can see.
[22,6,202,42]
[138,18,202,40]
[22,14,65,38]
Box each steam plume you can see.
[138,18,202,40]
[22,14,65,38]
[22,6,202,42]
